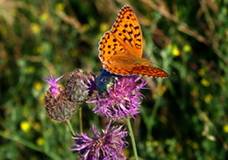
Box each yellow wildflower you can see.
[201,79,210,87]
[223,124,228,133]
[40,12,49,23]
[183,44,192,53]
[55,3,64,12]
[20,121,31,133]
[198,68,206,76]
[204,94,212,104]
[36,137,45,146]
[31,23,41,34]
[100,23,109,32]
[33,82,42,92]
[171,45,180,57]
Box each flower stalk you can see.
[79,107,83,133]
[127,118,139,160]
[66,120,75,136]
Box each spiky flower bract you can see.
[44,76,76,122]
[89,76,146,119]
[72,122,128,160]
[65,70,95,103]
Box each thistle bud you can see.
[65,70,95,103]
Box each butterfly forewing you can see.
[111,5,143,58]
[98,31,126,64]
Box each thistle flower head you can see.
[72,122,128,160]
[44,76,76,122]
[65,70,96,103]
[89,76,146,119]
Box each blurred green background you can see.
[0,0,227,159]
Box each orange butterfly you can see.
[98,5,168,77]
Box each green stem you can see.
[127,118,139,160]
[79,107,83,133]
[66,120,75,136]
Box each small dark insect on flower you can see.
[44,76,76,122]
[95,69,117,93]
[65,69,96,103]
[72,122,128,160]
[88,76,146,119]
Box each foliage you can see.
[0,0,227,159]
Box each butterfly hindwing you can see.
[131,65,168,77]
[102,55,168,77]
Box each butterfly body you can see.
[98,5,168,77]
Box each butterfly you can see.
[98,5,168,77]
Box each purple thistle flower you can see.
[72,122,128,160]
[45,76,63,97]
[88,76,146,119]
